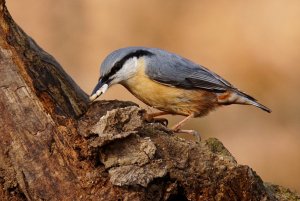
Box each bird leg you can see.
[171,113,201,141]
[171,113,195,131]
[143,111,170,126]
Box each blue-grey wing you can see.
[145,50,234,92]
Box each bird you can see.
[89,47,271,140]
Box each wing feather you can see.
[145,49,234,92]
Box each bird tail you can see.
[217,90,271,113]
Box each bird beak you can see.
[89,79,109,101]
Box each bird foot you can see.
[172,129,201,142]
[143,113,168,126]
[152,118,169,126]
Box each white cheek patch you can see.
[132,57,138,68]
[89,84,109,101]
[123,57,137,69]
[112,57,138,84]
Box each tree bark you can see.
[0,1,299,200]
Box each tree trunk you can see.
[0,1,299,200]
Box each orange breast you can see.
[122,59,218,117]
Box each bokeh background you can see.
[7,0,300,192]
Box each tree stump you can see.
[0,1,299,200]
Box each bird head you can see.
[89,47,154,101]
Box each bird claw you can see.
[172,129,201,142]
[153,118,168,127]
[143,113,169,126]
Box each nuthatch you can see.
[90,47,271,140]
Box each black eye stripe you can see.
[101,50,154,83]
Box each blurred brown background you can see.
[7,0,300,192]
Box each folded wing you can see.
[145,50,234,92]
